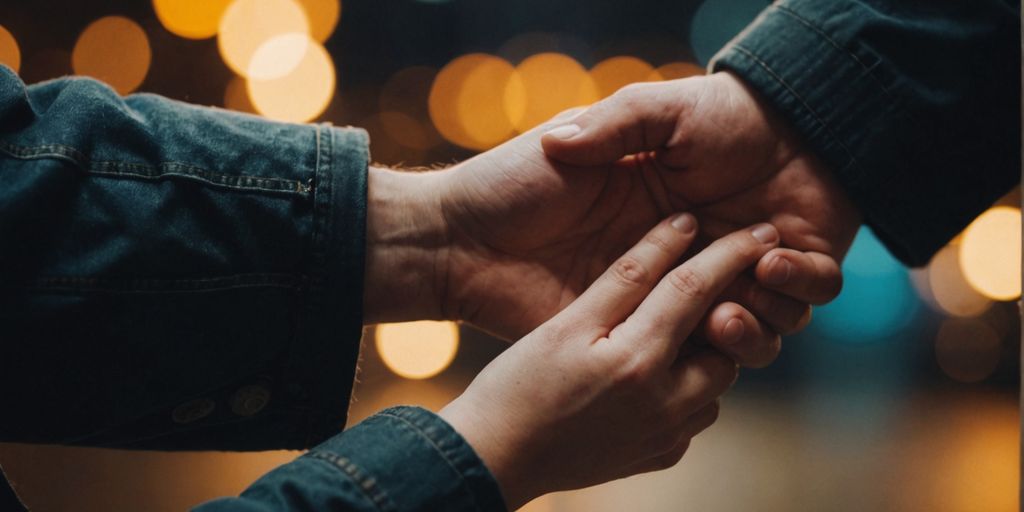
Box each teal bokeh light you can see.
[808,227,920,343]
[689,0,767,64]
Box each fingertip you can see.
[762,254,792,286]
[749,223,779,245]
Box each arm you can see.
[710,0,1020,266]
[0,66,367,450]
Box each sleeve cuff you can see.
[305,406,507,512]
[710,1,1017,266]
[282,124,369,447]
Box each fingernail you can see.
[722,318,744,345]
[750,224,778,244]
[765,256,792,285]
[545,124,582,140]
[670,213,695,233]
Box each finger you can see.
[541,81,689,166]
[702,302,782,368]
[565,213,698,328]
[668,349,737,416]
[755,249,843,305]
[719,274,812,335]
[628,223,780,358]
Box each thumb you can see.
[540,81,689,166]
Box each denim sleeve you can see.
[0,65,367,451]
[711,0,1021,266]
[195,407,507,512]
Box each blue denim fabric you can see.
[197,407,507,512]
[0,66,505,510]
[712,0,1021,266]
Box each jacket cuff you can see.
[305,406,507,512]
[284,124,369,447]
[709,0,1013,266]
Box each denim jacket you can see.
[0,0,1019,509]
[0,66,505,511]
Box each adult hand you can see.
[441,217,780,509]
[541,71,862,311]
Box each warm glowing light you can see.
[72,16,151,95]
[589,56,655,98]
[223,75,256,113]
[375,321,459,380]
[504,53,599,133]
[934,318,1002,383]
[430,53,518,150]
[959,206,1021,301]
[649,61,705,81]
[218,0,310,78]
[247,37,334,122]
[246,33,310,80]
[925,244,992,317]
[0,25,20,73]
[153,0,233,39]
[380,111,436,150]
[295,0,341,42]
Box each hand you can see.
[441,218,780,509]
[541,71,862,310]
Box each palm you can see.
[440,133,662,340]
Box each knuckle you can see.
[667,266,710,300]
[613,353,658,387]
[610,256,651,287]
[643,231,675,254]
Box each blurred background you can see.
[0,0,1020,510]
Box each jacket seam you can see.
[0,140,311,196]
[728,44,861,175]
[307,451,396,512]
[379,410,486,512]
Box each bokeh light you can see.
[504,52,598,133]
[380,111,437,151]
[223,75,256,113]
[923,244,992,317]
[689,0,766,65]
[247,36,334,122]
[934,318,1002,383]
[809,227,919,342]
[429,53,518,150]
[589,56,655,98]
[218,0,310,78]
[649,61,705,81]
[246,32,310,80]
[375,321,460,380]
[295,0,341,42]
[72,16,151,95]
[153,0,233,40]
[0,25,21,73]
[959,206,1021,301]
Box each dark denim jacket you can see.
[0,0,1019,509]
[0,66,504,511]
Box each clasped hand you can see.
[362,71,862,508]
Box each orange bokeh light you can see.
[429,53,518,151]
[590,56,655,98]
[247,36,335,122]
[153,0,233,40]
[0,25,21,73]
[649,61,705,81]
[504,52,598,132]
[72,16,151,95]
[295,0,341,42]
[218,0,310,78]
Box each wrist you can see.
[362,165,451,324]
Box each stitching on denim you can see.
[308,451,396,512]
[774,4,898,100]
[0,140,312,196]
[15,273,307,293]
[379,410,486,512]
[729,44,860,174]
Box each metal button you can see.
[171,398,216,424]
[230,385,271,417]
